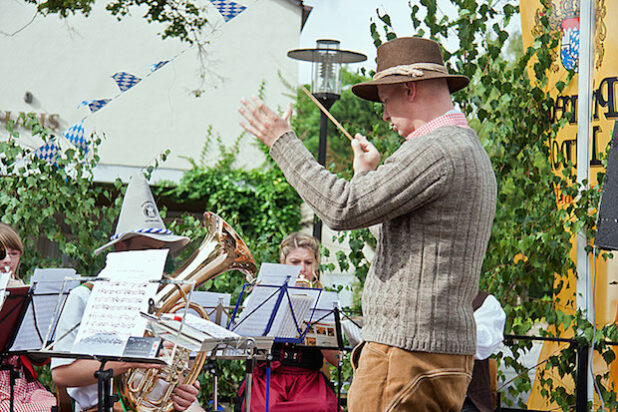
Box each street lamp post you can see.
[288,39,366,241]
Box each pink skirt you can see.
[0,356,56,412]
[238,363,340,412]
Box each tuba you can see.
[118,211,257,411]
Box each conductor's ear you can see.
[404,82,416,102]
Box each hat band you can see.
[110,227,173,241]
[373,63,448,80]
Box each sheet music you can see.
[0,273,10,308]
[233,288,319,338]
[240,263,300,316]
[145,312,241,353]
[230,263,328,339]
[232,283,282,336]
[160,313,240,340]
[271,294,314,338]
[72,250,167,356]
[10,268,78,351]
[309,291,339,323]
[342,319,363,347]
[256,263,301,285]
[190,291,231,326]
[232,264,299,335]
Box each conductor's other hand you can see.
[171,380,200,411]
[352,133,380,175]
[239,97,293,148]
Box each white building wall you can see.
[0,0,302,183]
[1,0,362,305]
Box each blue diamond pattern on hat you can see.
[150,60,170,72]
[63,120,88,152]
[82,99,111,113]
[112,72,142,92]
[210,0,247,22]
[34,138,60,163]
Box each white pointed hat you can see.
[94,173,190,255]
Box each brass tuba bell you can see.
[118,211,257,411]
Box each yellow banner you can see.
[520,0,617,408]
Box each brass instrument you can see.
[295,273,315,289]
[118,212,257,411]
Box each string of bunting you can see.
[34,0,248,163]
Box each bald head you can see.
[378,78,454,137]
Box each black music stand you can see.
[9,271,79,354]
[0,286,33,412]
[25,276,119,412]
[35,274,180,412]
[228,277,321,342]
[228,277,322,412]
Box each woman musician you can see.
[235,232,341,411]
[0,222,57,411]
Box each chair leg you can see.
[55,386,73,412]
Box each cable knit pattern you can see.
[270,126,496,355]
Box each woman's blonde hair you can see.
[0,223,24,255]
[279,232,321,284]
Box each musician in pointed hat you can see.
[51,173,202,412]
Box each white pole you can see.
[576,0,595,405]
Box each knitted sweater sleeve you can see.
[269,131,452,230]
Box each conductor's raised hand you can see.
[239,97,293,148]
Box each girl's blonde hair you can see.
[279,232,321,285]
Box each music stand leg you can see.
[96,368,102,412]
[265,355,272,412]
[9,368,18,412]
[213,374,218,411]
[205,360,218,411]
[0,364,18,412]
[94,362,116,412]
[244,355,256,412]
[337,359,342,408]
[333,307,344,409]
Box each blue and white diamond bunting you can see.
[112,72,142,92]
[34,138,60,163]
[79,99,111,113]
[209,0,247,22]
[63,120,88,153]
[150,60,170,72]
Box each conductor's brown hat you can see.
[351,37,469,102]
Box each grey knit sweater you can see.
[270,125,497,355]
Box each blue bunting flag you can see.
[112,72,142,92]
[63,120,88,153]
[209,0,247,22]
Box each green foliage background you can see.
[0,115,122,279]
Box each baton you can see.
[300,86,354,142]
